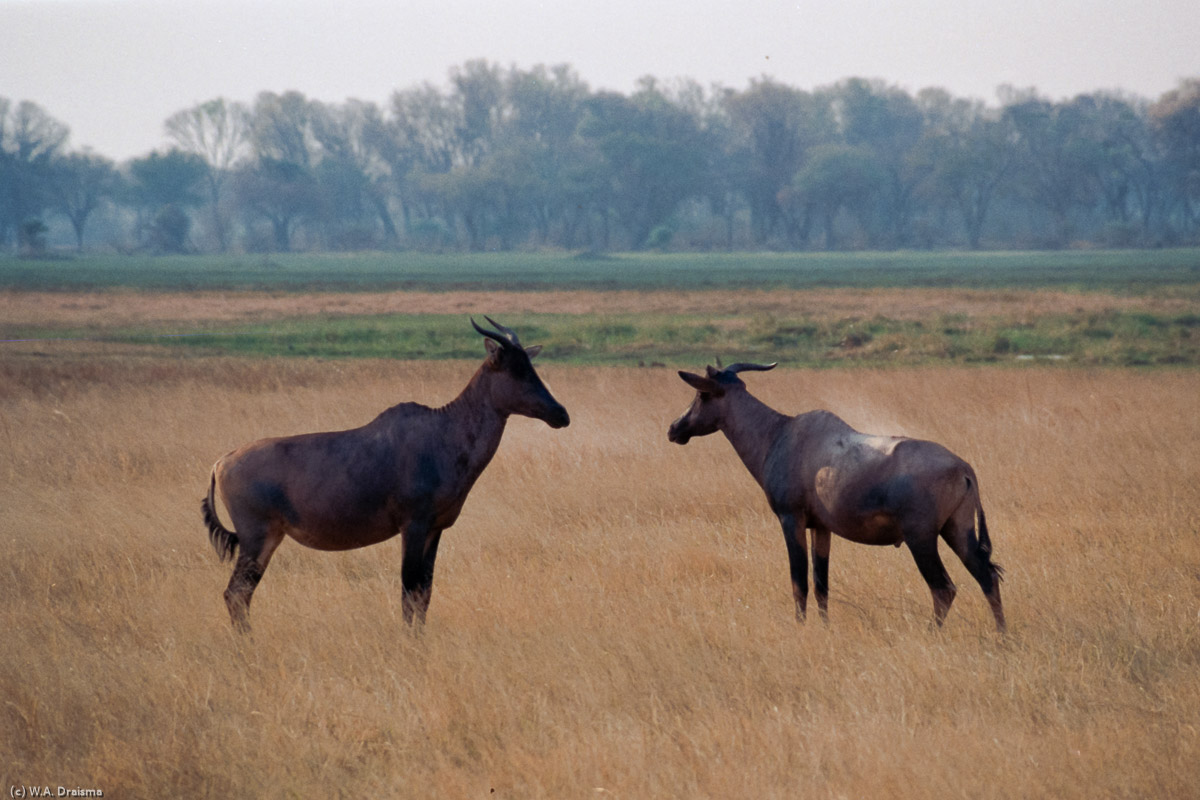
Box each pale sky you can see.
[1,0,1197,161]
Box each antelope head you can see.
[472,316,570,429]
[668,361,776,444]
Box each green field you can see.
[84,310,1200,367]
[3,248,1200,292]
[4,249,1200,367]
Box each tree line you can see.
[3,61,1199,255]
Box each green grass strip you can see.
[3,249,1200,293]
[14,310,1196,368]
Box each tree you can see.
[1069,92,1166,245]
[580,82,708,248]
[450,60,505,168]
[792,144,884,249]
[1002,88,1104,247]
[249,90,316,168]
[384,83,461,240]
[471,140,546,249]
[127,148,206,209]
[419,61,522,250]
[501,64,590,246]
[0,98,69,251]
[164,98,250,251]
[18,218,48,256]
[921,91,1015,249]
[51,151,118,251]
[126,149,206,252]
[420,165,503,251]
[234,157,321,251]
[309,99,398,248]
[829,78,928,247]
[723,79,836,245]
[147,203,192,254]
[239,91,328,250]
[402,62,593,250]
[671,81,746,250]
[1149,78,1200,240]
[505,63,588,148]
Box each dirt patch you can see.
[3,287,1194,331]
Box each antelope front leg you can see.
[400,521,433,625]
[778,512,809,621]
[415,529,443,625]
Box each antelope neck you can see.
[720,390,789,487]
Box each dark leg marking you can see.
[944,523,1006,633]
[413,529,444,626]
[224,555,264,634]
[811,526,831,622]
[779,513,808,621]
[401,521,435,625]
[908,539,957,627]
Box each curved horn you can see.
[471,317,510,347]
[725,362,777,374]
[483,315,521,347]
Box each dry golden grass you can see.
[3,353,1199,798]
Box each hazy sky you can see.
[2,0,1197,161]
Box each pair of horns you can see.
[471,316,522,348]
[708,360,777,376]
[471,321,772,375]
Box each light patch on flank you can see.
[815,466,841,510]
[860,435,903,457]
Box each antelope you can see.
[668,362,1005,632]
[202,317,569,632]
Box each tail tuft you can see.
[977,503,1003,582]
[202,472,238,562]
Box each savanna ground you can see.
[2,251,1199,797]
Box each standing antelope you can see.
[668,362,1005,632]
[202,317,569,632]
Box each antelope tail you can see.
[971,476,1003,581]
[202,470,238,562]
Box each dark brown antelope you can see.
[668,363,1005,632]
[202,317,569,632]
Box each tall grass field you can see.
[3,352,1198,798]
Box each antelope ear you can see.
[524,344,543,359]
[706,365,721,378]
[484,338,501,360]
[678,371,723,396]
